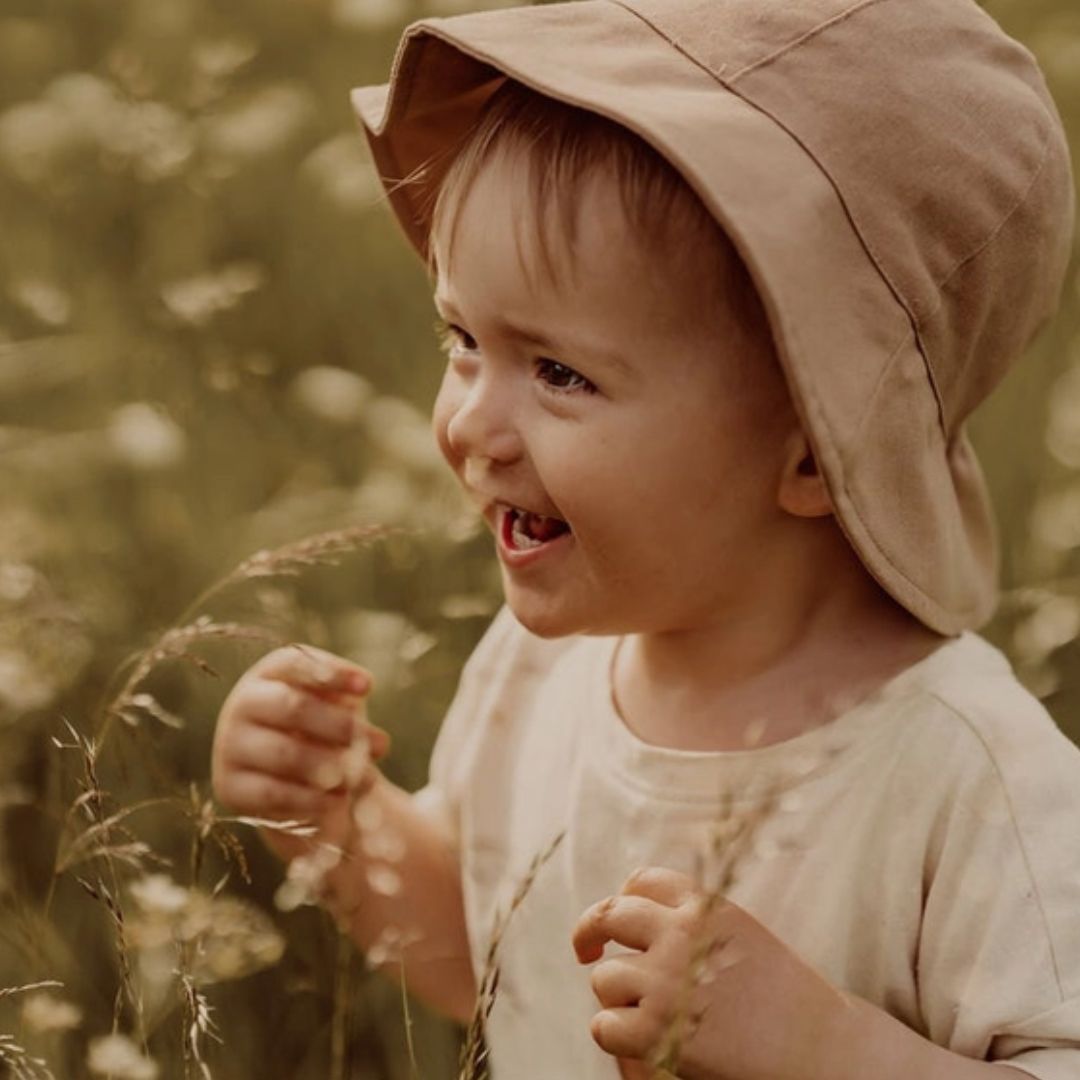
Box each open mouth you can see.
[502,506,572,552]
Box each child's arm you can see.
[211,645,476,1023]
[572,867,1035,1080]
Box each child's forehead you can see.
[432,142,726,323]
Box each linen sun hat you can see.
[351,0,1075,635]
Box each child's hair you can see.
[428,79,777,374]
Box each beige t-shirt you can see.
[420,608,1080,1079]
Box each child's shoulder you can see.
[900,631,1075,761]
[874,630,1080,828]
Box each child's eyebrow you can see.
[432,295,631,374]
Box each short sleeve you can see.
[915,692,1080,1076]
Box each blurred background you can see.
[0,0,1076,1076]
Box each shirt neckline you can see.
[585,630,982,803]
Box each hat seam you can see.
[927,117,1055,315]
[844,327,914,457]
[727,0,890,83]
[790,325,986,627]
[607,0,948,431]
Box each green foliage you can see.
[0,0,1076,1076]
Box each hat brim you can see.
[352,1,999,634]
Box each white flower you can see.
[290,365,373,426]
[87,1033,159,1080]
[300,134,381,216]
[21,991,82,1033]
[1013,595,1080,665]
[160,261,265,327]
[365,396,443,473]
[0,649,54,712]
[331,0,408,30]
[1031,484,1080,553]
[0,100,85,185]
[9,277,71,328]
[200,82,318,167]
[365,864,402,897]
[0,562,37,603]
[1046,364,1080,469]
[107,403,186,471]
[360,827,406,863]
[130,874,190,916]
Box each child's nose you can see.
[442,375,523,467]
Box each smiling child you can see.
[212,2,1080,1077]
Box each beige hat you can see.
[351,0,1075,634]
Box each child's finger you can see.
[590,1006,652,1062]
[216,769,330,819]
[590,953,649,1009]
[223,725,347,789]
[255,644,372,699]
[573,895,666,963]
[241,680,357,746]
[361,722,392,761]
[619,866,696,908]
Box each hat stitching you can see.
[783,309,985,627]
[919,119,1057,427]
[727,0,888,84]
[608,0,948,430]
[931,119,1055,308]
[842,328,914,460]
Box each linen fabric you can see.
[351,0,1076,634]
[414,608,1080,1079]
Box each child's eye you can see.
[434,318,476,356]
[535,358,596,395]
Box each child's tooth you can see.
[511,513,541,549]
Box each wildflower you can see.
[8,278,70,328]
[160,262,265,328]
[289,365,373,426]
[365,864,402,897]
[275,845,343,912]
[129,876,286,984]
[0,562,36,603]
[300,134,381,216]
[330,0,408,31]
[1031,484,1080,552]
[360,826,406,863]
[0,649,54,712]
[86,1034,159,1080]
[1013,595,1080,666]
[107,403,186,471]
[130,874,190,917]
[1046,364,1080,468]
[364,396,444,473]
[21,992,82,1034]
[200,82,318,168]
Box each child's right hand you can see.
[211,644,390,861]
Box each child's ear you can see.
[777,430,833,518]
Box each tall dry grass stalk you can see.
[7,525,395,1079]
[457,830,566,1080]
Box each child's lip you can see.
[494,504,573,567]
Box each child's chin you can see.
[503,592,582,640]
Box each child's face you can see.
[431,150,798,639]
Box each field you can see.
[0,0,1077,1077]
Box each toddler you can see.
[212,1,1080,1077]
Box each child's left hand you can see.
[571,867,851,1080]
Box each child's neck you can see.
[611,576,946,753]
